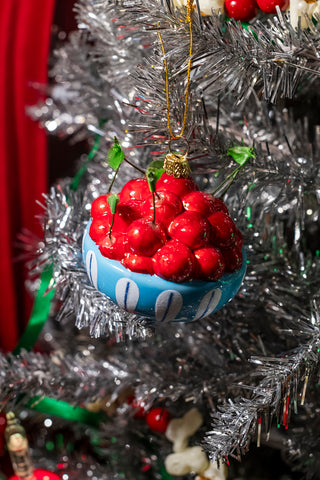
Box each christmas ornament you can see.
[165,446,210,476]
[5,412,60,480]
[195,462,227,480]
[224,0,258,21]
[289,0,320,28]
[145,407,171,432]
[165,408,203,452]
[10,471,61,480]
[163,408,226,479]
[82,175,246,322]
[173,0,225,15]
[256,0,288,13]
[83,0,246,322]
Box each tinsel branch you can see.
[31,1,320,148]
[0,349,129,408]
[204,298,320,461]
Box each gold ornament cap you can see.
[164,138,191,178]
[163,152,191,178]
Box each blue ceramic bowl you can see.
[82,221,246,323]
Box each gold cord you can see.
[157,0,194,140]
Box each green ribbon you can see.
[13,266,55,355]
[159,465,174,480]
[25,397,104,428]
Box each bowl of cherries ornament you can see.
[83,150,246,323]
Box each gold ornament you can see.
[163,152,191,178]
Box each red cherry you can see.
[119,178,151,202]
[256,0,288,13]
[123,199,144,219]
[211,197,229,215]
[221,246,243,272]
[89,218,109,243]
[182,191,217,217]
[141,191,183,228]
[91,194,111,218]
[156,173,199,199]
[121,252,154,275]
[224,0,258,21]
[194,247,226,281]
[152,239,196,283]
[115,202,142,230]
[127,219,167,256]
[168,211,211,249]
[208,211,237,248]
[99,234,129,260]
[234,227,243,250]
[103,202,142,236]
[146,408,171,433]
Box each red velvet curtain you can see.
[0,1,55,351]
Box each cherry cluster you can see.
[225,0,288,22]
[89,173,243,283]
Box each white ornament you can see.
[173,0,224,16]
[290,0,320,29]
[195,461,227,480]
[165,446,210,476]
[165,408,203,452]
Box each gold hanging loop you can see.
[158,0,194,177]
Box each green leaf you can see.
[146,162,165,193]
[107,137,125,170]
[148,159,165,170]
[107,193,120,215]
[227,146,256,166]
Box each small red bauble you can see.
[256,0,288,13]
[127,396,146,419]
[146,408,171,433]
[10,470,61,480]
[224,0,258,21]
